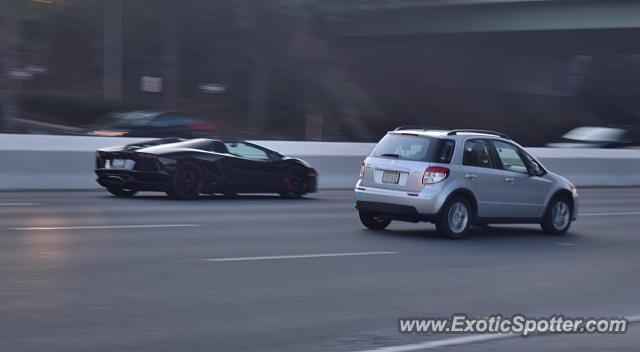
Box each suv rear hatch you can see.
[360,133,455,193]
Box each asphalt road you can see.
[1,188,640,352]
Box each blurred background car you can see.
[87,111,215,138]
[547,126,640,148]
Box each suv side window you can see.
[437,140,456,163]
[463,140,494,168]
[493,140,528,174]
[521,150,546,176]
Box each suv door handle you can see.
[505,177,515,183]
[465,174,477,180]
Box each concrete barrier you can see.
[1,134,639,190]
[528,147,640,187]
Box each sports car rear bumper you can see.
[96,169,169,191]
[305,175,318,194]
[96,169,319,194]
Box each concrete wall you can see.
[1,134,639,190]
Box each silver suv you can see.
[355,128,578,239]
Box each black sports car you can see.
[95,138,318,199]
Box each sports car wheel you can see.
[106,187,137,197]
[166,161,204,200]
[280,169,306,199]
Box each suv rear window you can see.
[372,134,455,163]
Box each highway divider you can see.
[1,134,639,190]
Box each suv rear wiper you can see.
[380,153,400,158]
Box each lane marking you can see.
[0,203,40,206]
[204,251,397,262]
[353,313,640,352]
[581,212,640,217]
[555,242,577,246]
[627,314,640,322]
[7,224,200,231]
[351,334,512,352]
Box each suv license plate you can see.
[382,171,400,184]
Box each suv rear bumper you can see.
[355,201,437,222]
[354,181,449,220]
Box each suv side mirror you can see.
[528,161,543,176]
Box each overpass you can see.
[316,0,640,54]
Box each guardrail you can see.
[1,134,639,190]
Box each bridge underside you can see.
[318,0,640,54]
[329,28,640,55]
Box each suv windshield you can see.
[372,134,454,163]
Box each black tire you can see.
[166,161,204,200]
[541,196,573,235]
[358,210,391,230]
[436,196,472,239]
[279,168,306,199]
[106,187,137,197]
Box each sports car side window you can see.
[224,142,270,160]
[209,141,227,153]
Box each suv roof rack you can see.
[394,125,447,131]
[447,129,510,139]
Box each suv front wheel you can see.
[541,196,573,235]
[436,197,472,239]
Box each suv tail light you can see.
[359,161,366,178]
[422,166,450,184]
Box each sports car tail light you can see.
[359,161,366,179]
[422,166,450,185]
[136,153,157,160]
[158,157,177,166]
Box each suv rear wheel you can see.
[436,196,472,239]
[359,211,391,230]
